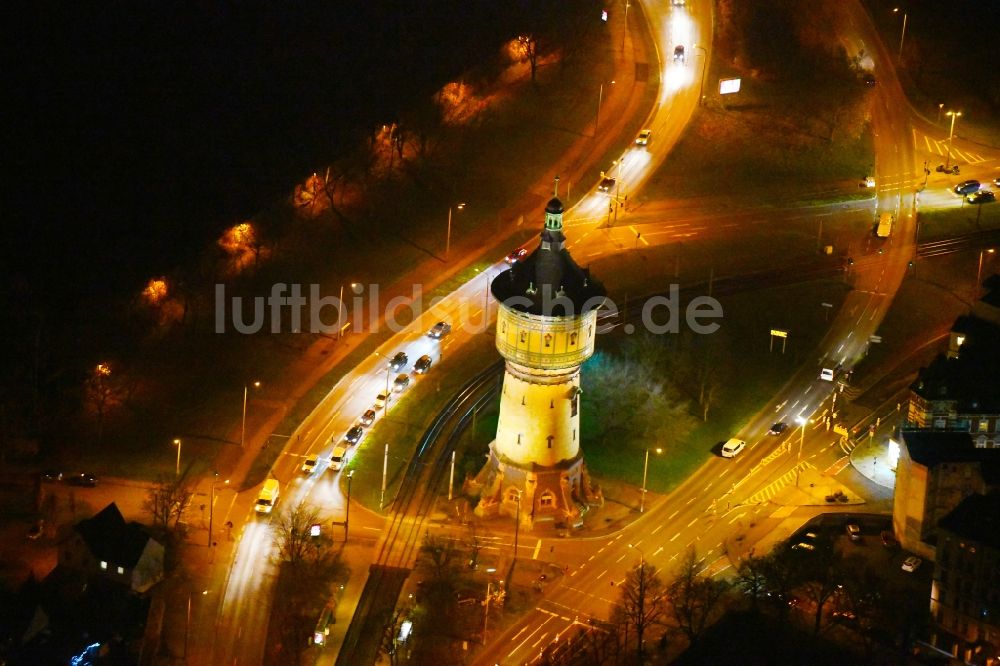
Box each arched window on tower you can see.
[506,488,521,504]
[546,435,554,449]
[501,321,506,334]
[544,333,552,348]
[519,331,527,344]
[569,332,578,346]
[539,491,555,508]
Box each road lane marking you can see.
[686,517,697,528]
[616,553,626,563]
[595,569,608,580]
[670,532,680,542]
[668,509,679,520]
[651,524,664,535]
[533,539,541,559]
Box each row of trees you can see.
[542,537,928,664]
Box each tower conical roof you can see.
[492,199,605,317]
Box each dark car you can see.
[392,374,410,392]
[673,44,685,63]
[428,322,451,339]
[388,352,408,372]
[41,470,63,483]
[360,409,376,426]
[768,422,788,435]
[504,246,529,264]
[598,176,616,193]
[954,180,980,195]
[67,473,97,487]
[414,355,433,374]
[967,190,995,205]
[861,72,876,86]
[345,426,364,445]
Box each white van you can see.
[721,438,746,458]
[875,213,893,238]
[255,478,280,514]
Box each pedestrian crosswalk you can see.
[915,129,989,165]
[744,461,815,505]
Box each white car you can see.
[721,438,746,458]
[635,129,652,146]
[301,456,319,474]
[330,445,353,471]
[901,556,922,573]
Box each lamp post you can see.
[241,381,260,448]
[694,44,708,106]
[795,416,807,486]
[628,542,645,564]
[445,203,465,259]
[893,8,907,59]
[344,470,354,541]
[338,283,358,339]
[976,248,996,294]
[596,80,615,137]
[936,103,944,125]
[621,0,630,53]
[173,438,182,476]
[380,443,389,508]
[944,110,962,170]
[207,473,228,548]
[640,447,663,513]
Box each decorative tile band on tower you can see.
[472,194,606,530]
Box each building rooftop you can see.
[901,431,1000,468]
[911,316,1000,413]
[75,503,155,568]
[938,492,1000,550]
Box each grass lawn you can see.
[917,207,1000,242]
[345,333,498,512]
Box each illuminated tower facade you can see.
[474,196,606,528]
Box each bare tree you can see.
[618,560,668,662]
[420,534,459,583]
[272,499,328,566]
[734,553,769,612]
[792,536,844,635]
[667,549,731,647]
[144,471,195,531]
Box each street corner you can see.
[848,435,898,490]
[770,468,864,507]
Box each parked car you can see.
[67,473,97,487]
[388,352,408,372]
[792,541,815,551]
[967,190,995,204]
[901,556,922,573]
[598,176,616,193]
[635,129,652,146]
[846,523,861,541]
[301,456,319,474]
[954,180,980,195]
[393,374,410,392]
[27,520,44,540]
[414,355,433,374]
[374,392,390,410]
[673,44,685,63]
[880,530,898,548]
[720,438,746,458]
[504,246,529,264]
[360,409,376,426]
[768,422,788,435]
[345,426,364,444]
[428,321,452,339]
[41,470,63,483]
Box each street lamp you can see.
[373,352,393,401]
[628,542,645,564]
[173,438,182,476]
[344,470,354,541]
[207,473,228,548]
[893,8,907,60]
[241,381,261,448]
[380,443,389,508]
[795,416,807,486]
[445,203,465,259]
[595,80,615,137]
[944,110,962,170]
[976,248,996,294]
[338,282,359,339]
[640,447,663,513]
[694,44,708,106]
[621,0,630,53]
[936,103,944,125]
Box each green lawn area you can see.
[917,207,1000,242]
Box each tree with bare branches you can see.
[618,560,668,662]
[144,470,195,532]
[667,549,732,647]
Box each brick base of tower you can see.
[472,442,603,529]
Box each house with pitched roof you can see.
[59,503,164,593]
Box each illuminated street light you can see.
[892,8,907,60]
[639,447,663,513]
[976,248,996,294]
[795,416,807,486]
[338,283,359,339]
[173,438,182,476]
[944,110,962,170]
[595,80,615,137]
[693,44,708,106]
[446,202,466,259]
[241,381,261,448]
[628,542,645,565]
